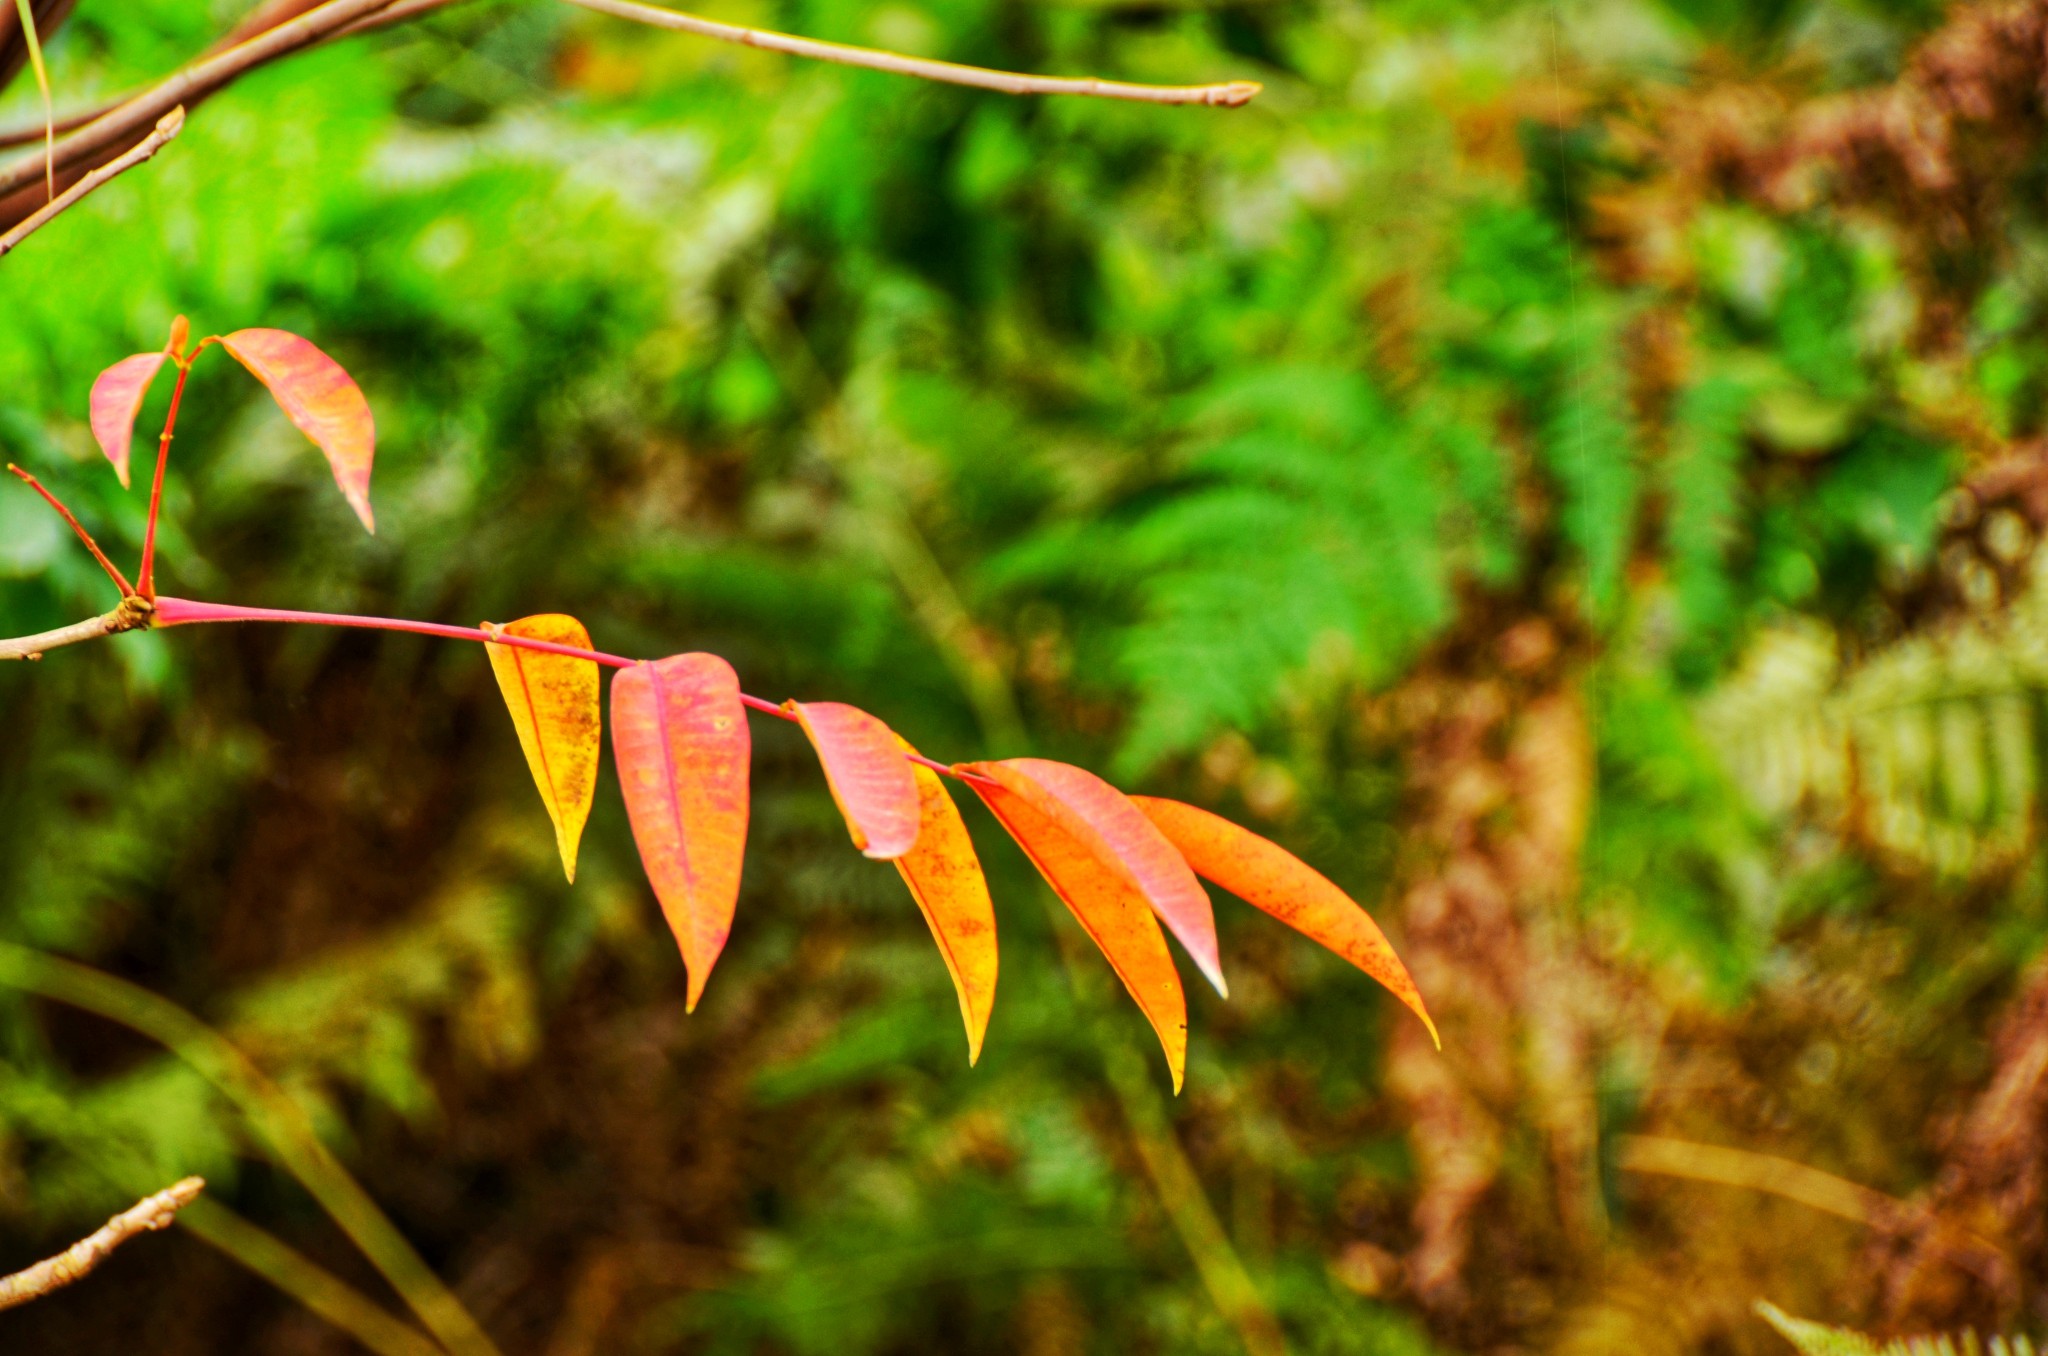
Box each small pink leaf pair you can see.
[88,326,376,532]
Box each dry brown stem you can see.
[563,0,1260,105]
[0,1178,204,1311]
[0,105,182,257]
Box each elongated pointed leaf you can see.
[486,615,602,884]
[894,742,998,1064]
[960,761,1187,1091]
[998,759,1225,998]
[1132,796,1439,1047]
[220,328,376,533]
[612,654,751,1011]
[786,700,920,859]
[89,352,168,489]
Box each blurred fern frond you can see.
[1701,552,2048,874]
[1757,1301,2040,1355]
[1109,366,1472,772]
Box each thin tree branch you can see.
[0,1178,204,1311]
[0,599,152,662]
[559,0,1262,105]
[0,105,181,257]
[0,0,398,200]
[0,0,458,150]
[0,0,1252,237]
[0,942,503,1356]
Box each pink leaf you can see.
[220,328,376,533]
[786,700,921,859]
[88,352,168,489]
[612,654,752,1011]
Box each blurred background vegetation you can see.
[5,0,2048,1349]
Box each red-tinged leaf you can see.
[1131,796,1439,1048]
[894,742,998,1064]
[998,759,1226,998]
[611,654,751,1011]
[89,352,168,488]
[219,328,376,533]
[960,760,1187,1091]
[786,700,920,859]
[485,614,602,884]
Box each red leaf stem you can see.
[6,465,135,596]
[150,596,984,783]
[136,357,195,600]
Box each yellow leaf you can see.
[893,743,998,1064]
[486,615,602,882]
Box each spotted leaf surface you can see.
[894,743,998,1064]
[486,614,602,883]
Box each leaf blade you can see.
[961,760,1188,1090]
[88,352,168,489]
[894,744,998,1064]
[1004,759,1226,997]
[1132,796,1438,1047]
[787,700,921,859]
[612,654,751,1011]
[485,614,602,883]
[219,328,376,533]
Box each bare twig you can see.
[0,0,1254,239]
[0,1178,204,1311]
[0,599,152,662]
[0,105,182,256]
[0,0,396,201]
[560,0,1262,105]
[0,0,460,150]
[0,942,502,1356]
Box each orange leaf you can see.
[1132,796,1439,1048]
[485,615,602,884]
[998,759,1225,997]
[893,742,998,1064]
[612,654,751,1011]
[219,328,376,533]
[88,352,167,489]
[960,760,1187,1091]
[786,700,920,859]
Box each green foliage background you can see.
[3,0,2048,1351]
